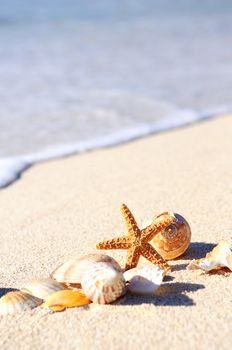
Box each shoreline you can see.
[0,115,231,350]
[0,106,230,189]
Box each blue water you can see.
[1,1,232,23]
[0,1,232,186]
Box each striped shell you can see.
[21,278,65,300]
[0,291,42,315]
[187,239,232,272]
[81,262,126,304]
[51,253,122,286]
[43,290,91,312]
[124,265,165,295]
[151,213,191,260]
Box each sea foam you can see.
[0,107,229,188]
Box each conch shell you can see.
[81,262,126,304]
[150,213,191,260]
[187,239,232,272]
[0,291,42,315]
[124,265,165,295]
[51,253,122,287]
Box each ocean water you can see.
[0,0,232,187]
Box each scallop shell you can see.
[21,278,65,300]
[0,291,42,315]
[43,290,91,312]
[51,253,122,286]
[150,213,191,260]
[81,262,126,304]
[187,239,232,272]
[124,265,165,295]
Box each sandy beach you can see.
[0,115,231,350]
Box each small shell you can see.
[43,290,91,312]
[124,265,165,295]
[151,213,191,260]
[81,262,126,304]
[21,278,65,300]
[51,253,122,286]
[187,239,232,272]
[0,291,42,315]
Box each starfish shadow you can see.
[181,242,216,260]
[117,282,205,307]
[171,263,188,272]
[163,275,174,282]
[0,288,18,298]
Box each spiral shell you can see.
[21,278,65,300]
[51,253,122,286]
[151,213,191,260]
[81,262,126,304]
[124,265,165,295]
[0,291,42,315]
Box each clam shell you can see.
[81,262,126,304]
[124,265,165,295]
[187,239,232,272]
[43,290,91,312]
[21,278,65,300]
[0,291,42,315]
[151,213,191,260]
[51,253,122,285]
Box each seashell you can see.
[21,278,65,300]
[81,262,126,304]
[51,253,122,286]
[187,239,232,272]
[124,265,165,295]
[0,291,42,315]
[43,290,91,312]
[150,213,191,260]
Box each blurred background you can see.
[0,0,232,185]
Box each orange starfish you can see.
[96,204,176,271]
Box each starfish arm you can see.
[141,213,176,243]
[120,203,141,239]
[125,246,141,270]
[140,243,171,272]
[141,225,160,243]
[96,236,131,250]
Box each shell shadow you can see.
[0,288,18,298]
[181,242,216,260]
[117,282,205,307]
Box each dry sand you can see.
[0,115,231,350]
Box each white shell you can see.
[81,262,126,304]
[0,291,42,315]
[21,278,65,300]
[187,239,232,272]
[51,254,122,285]
[124,265,165,295]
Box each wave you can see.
[0,106,230,189]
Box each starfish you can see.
[96,203,176,272]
